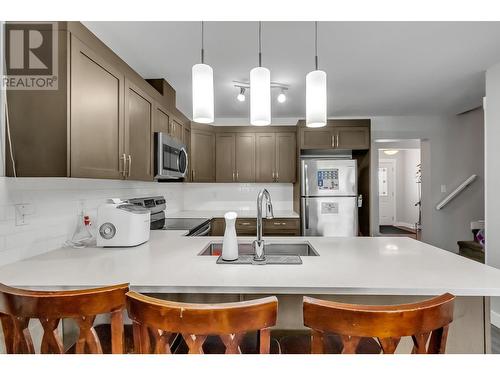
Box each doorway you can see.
[377,140,422,240]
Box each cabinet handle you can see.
[127,155,132,177]
[331,135,334,147]
[276,171,279,182]
[232,171,235,182]
[121,154,127,178]
[236,171,239,180]
[240,222,251,226]
[272,171,275,181]
[336,134,339,148]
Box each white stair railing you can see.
[435,174,477,210]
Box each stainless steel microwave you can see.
[154,132,188,180]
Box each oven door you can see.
[155,133,188,179]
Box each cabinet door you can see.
[263,218,300,236]
[171,118,184,141]
[255,133,276,182]
[216,133,236,182]
[154,105,170,134]
[235,133,256,182]
[210,218,225,236]
[334,126,370,150]
[299,128,334,149]
[124,80,153,181]
[191,129,215,182]
[275,132,296,183]
[70,36,125,179]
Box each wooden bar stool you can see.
[126,291,278,354]
[0,283,129,354]
[303,293,455,354]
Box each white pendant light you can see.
[250,22,271,126]
[192,21,214,124]
[306,22,327,128]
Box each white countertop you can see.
[165,210,299,219]
[1,230,500,296]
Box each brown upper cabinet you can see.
[170,118,184,142]
[154,104,170,134]
[235,133,256,182]
[299,120,370,150]
[256,132,296,183]
[191,125,216,182]
[5,22,190,180]
[216,133,256,182]
[70,35,125,180]
[255,133,275,182]
[124,80,154,181]
[215,133,236,182]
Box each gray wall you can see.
[485,63,500,325]
[371,112,484,253]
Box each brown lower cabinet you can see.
[210,218,300,236]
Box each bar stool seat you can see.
[126,291,278,354]
[303,294,455,354]
[0,283,129,354]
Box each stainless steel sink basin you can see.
[199,242,318,264]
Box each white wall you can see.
[379,149,420,228]
[183,183,292,211]
[485,63,500,326]
[0,178,294,267]
[371,111,484,253]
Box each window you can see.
[379,167,388,196]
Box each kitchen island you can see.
[0,230,499,353]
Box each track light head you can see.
[237,87,246,102]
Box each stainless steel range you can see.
[128,196,211,236]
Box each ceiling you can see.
[84,21,500,123]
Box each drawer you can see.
[236,218,257,235]
[263,218,299,231]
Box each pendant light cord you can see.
[201,21,205,64]
[258,21,262,67]
[314,21,319,70]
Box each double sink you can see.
[199,242,319,265]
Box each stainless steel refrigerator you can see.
[300,158,358,236]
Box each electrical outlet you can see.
[15,203,35,226]
[441,185,447,193]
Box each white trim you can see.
[491,309,500,328]
[379,158,397,225]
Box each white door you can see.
[379,159,396,225]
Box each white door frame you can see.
[379,158,397,226]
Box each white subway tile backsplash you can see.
[0,177,293,267]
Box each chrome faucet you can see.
[253,189,274,262]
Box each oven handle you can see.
[190,223,211,236]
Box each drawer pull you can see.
[240,222,251,226]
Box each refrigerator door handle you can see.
[304,163,309,197]
[305,199,310,230]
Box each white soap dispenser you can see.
[222,211,238,261]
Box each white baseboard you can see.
[491,309,500,328]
